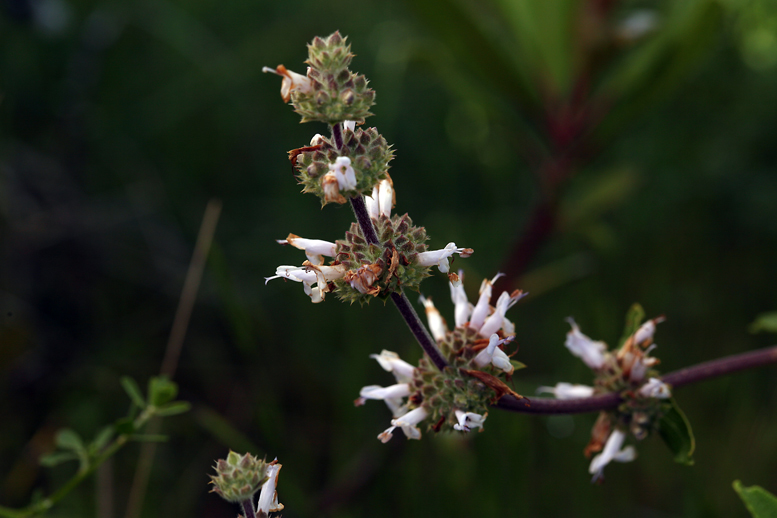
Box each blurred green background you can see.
[2,0,777,516]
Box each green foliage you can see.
[749,311,777,334]
[734,480,777,518]
[618,303,646,348]
[658,398,696,465]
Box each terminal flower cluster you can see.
[538,308,672,481]
[357,273,527,442]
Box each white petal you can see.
[377,179,393,218]
[343,120,356,132]
[638,377,671,399]
[420,295,448,341]
[536,382,595,399]
[369,350,416,383]
[469,273,502,330]
[453,410,487,432]
[256,463,282,515]
[565,318,607,370]
[391,406,429,427]
[359,383,411,400]
[449,271,472,327]
[415,243,472,273]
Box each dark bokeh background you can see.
[2,0,777,517]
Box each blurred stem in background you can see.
[404,0,775,288]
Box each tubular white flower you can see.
[343,120,356,132]
[265,263,346,303]
[449,270,472,327]
[453,410,487,432]
[415,242,473,274]
[588,429,637,482]
[478,289,527,338]
[310,133,324,145]
[256,462,283,516]
[329,156,357,191]
[364,179,394,220]
[419,295,448,341]
[369,350,416,383]
[565,317,607,370]
[262,65,312,102]
[473,334,515,375]
[633,316,665,346]
[359,383,411,400]
[276,233,336,266]
[638,377,671,399]
[378,406,429,443]
[469,273,503,331]
[537,382,596,399]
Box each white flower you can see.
[469,273,502,331]
[364,179,394,220]
[453,410,487,432]
[415,242,473,273]
[256,461,283,517]
[588,429,637,482]
[310,134,324,145]
[419,295,448,341]
[262,65,312,102]
[276,233,336,265]
[473,334,515,375]
[448,270,472,327]
[360,383,412,400]
[638,377,671,399]
[329,156,357,191]
[265,263,346,303]
[343,120,356,132]
[478,289,528,338]
[369,350,416,383]
[378,406,429,443]
[565,317,607,370]
[536,382,596,399]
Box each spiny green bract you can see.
[291,32,375,124]
[333,214,429,304]
[294,127,393,206]
[412,326,523,433]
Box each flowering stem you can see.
[349,195,449,371]
[495,345,777,414]
[241,500,257,518]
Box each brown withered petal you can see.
[460,368,524,403]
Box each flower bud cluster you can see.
[293,31,375,123]
[357,274,526,441]
[294,125,393,206]
[209,451,268,503]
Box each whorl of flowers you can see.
[538,305,672,481]
[357,273,527,441]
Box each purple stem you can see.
[242,499,257,518]
[348,195,449,372]
[496,345,777,414]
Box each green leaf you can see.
[733,480,777,518]
[154,401,192,417]
[619,303,646,347]
[39,451,79,467]
[55,429,84,453]
[658,398,695,465]
[88,426,115,455]
[115,417,136,436]
[148,376,178,406]
[510,360,527,371]
[121,376,146,408]
[749,311,777,334]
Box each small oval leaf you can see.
[154,401,192,417]
[658,398,695,465]
[121,376,146,408]
[55,429,84,453]
[734,480,777,518]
